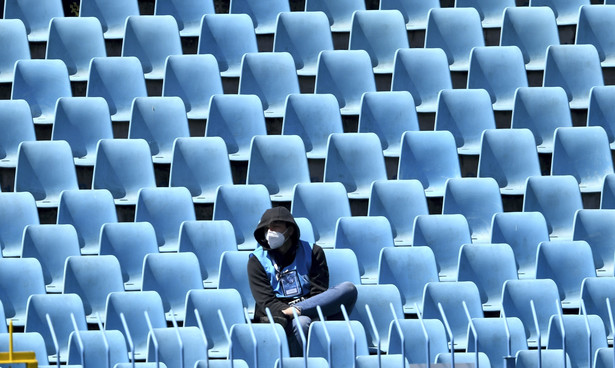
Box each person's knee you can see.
[292,315,312,334]
[337,281,358,301]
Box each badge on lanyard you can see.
[278,269,302,297]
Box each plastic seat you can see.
[99,222,158,291]
[515,349,572,368]
[212,184,271,251]
[178,220,237,289]
[295,217,316,247]
[0,192,39,258]
[21,224,80,293]
[14,140,79,208]
[500,7,560,71]
[442,177,504,243]
[51,97,114,167]
[387,319,448,365]
[231,323,289,368]
[543,44,604,110]
[397,131,461,198]
[217,251,255,318]
[92,139,156,205]
[104,291,167,361]
[0,258,45,326]
[435,89,497,155]
[367,180,428,246]
[391,48,453,113]
[467,46,529,111]
[197,14,258,78]
[434,352,492,368]
[142,252,203,322]
[46,17,107,82]
[466,317,528,368]
[576,5,615,68]
[523,175,584,240]
[0,19,30,84]
[306,320,369,368]
[574,210,615,276]
[314,50,376,116]
[0,100,35,169]
[273,11,333,77]
[63,255,124,323]
[147,326,208,368]
[162,54,223,120]
[511,87,573,153]
[378,246,438,314]
[349,10,408,75]
[547,314,607,368]
[281,93,343,161]
[334,216,394,285]
[184,289,245,358]
[501,278,562,347]
[588,86,615,149]
[457,243,519,312]
[205,94,267,162]
[412,214,472,282]
[551,126,613,193]
[478,128,542,195]
[580,277,615,343]
[128,96,190,164]
[68,329,129,368]
[169,137,233,204]
[4,0,63,42]
[536,240,596,310]
[246,135,311,202]
[25,293,87,362]
[491,212,550,279]
[324,133,388,199]
[456,0,516,28]
[11,59,72,126]
[358,91,419,158]
[593,348,615,368]
[322,248,362,286]
[602,173,615,209]
[379,0,440,31]
[305,0,366,33]
[229,0,289,35]
[154,0,215,38]
[79,0,140,40]
[291,182,351,248]
[238,52,300,118]
[424,7,485,71]
[421,281,484,351]
[86,57,148,122]
[530,0,590,26]
[0,332,50,366]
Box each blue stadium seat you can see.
[79,0,140,40]
[305,0,366,33]
[434,352,492,368]
[478,128,542,195]
[412,214,472,282]
[0,332,50,365]
[593,348,615,368]
[536,240,596,310]
[4,0,63,42]
[500,7,560,71]
[128,96,190,164]
[358,91,419,158]
[21,224,80,293]
[212,184,271,251]
[229,0,289,36]
[391,48,453,113]
[0,100,35,170]
[0,192,39,257]
[99,222,158,291]
[530,0,590,26]
[63,255,124,323]
[523,175,583,240]
[456,0,516,28]
[334,216,394,285]
[580,277,615,343]
[511,87,573,153]
[46,17,107,82]
[0,19,30,84]
[324,132,387,199]
[543,44,604,110]
[466,317,528,368]
[551,126,613,193]
[231,323,289,368]
[306,320,369,367]
[154,0,215,38]
[424,7,485,71]
[574,210,615,276]
[379,0,440,31]
[388,319,448,365]
[0,258,45,326]
[205,94,267,162]
[588,86,615,149]
[147,326,208,368]
[314,50,376,116]
[162,54,223,121]
[576,5,615,68]
[14,140,79,208]
[295,217,316,249]
[435,89,497,155]
[86,56,148,122]
[442,177,504,243]
[68,329,129,368]
[246,135,311,202]
[178,220,237,289]
[217,250,255,318]
[515,349,572,368]
[51,97,114,167]
[367,179,428,246]
[12,59,72,126]
[547,314,607,368]
[322,248,362,286]
[491,212,550,279]
[601,173,615,209]
[169,137,234,204]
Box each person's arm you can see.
[309,244,329,296]
[247,256,291,318]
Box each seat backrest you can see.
[0,100,35,169]
[147,327,208,368]
[0,19,30,83]
[4,0,63,42]
[580,277,615,343]
[0,258,46,327]
[68,330,129,368]
[515,349,572,368]
[574,209,615,275]
[154,0,215,36]
[322,248,362,286]
[455,0,516,27]
[0,192,39,257]
[576,5,615,64]
[79,0,140,39]
[467,317,528,368]
[547,314,607,368]
[231,323,290,368]
[305,0,366,32]
[587,86,615,148]
[307,320,369,367]
[0,332,48,365]
[217,251,254,317]
[379,0,440,30]
[229,0,290,34]
[529,0,590,25]
[388,318,448,364]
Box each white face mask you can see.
[266,229,287,249]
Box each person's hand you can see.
[282,306,301,316]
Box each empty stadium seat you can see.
[79,0,140,40]
[466,317,528,368]
[154,0,215,38]
[587,86,615,149]
[4,0,63,42]
[0,332,50,366]
[573,210,615,276]
[146,326,208,368]
[576,5,615,68]
[379,0,439,31]
[0,19,30,84]
[67,329,129,368]
[305,0,366,33]
[387,318,448,365]
[229,0,289,36]
[601,173,615,209]
[217,251,255,318]
[322,248,362,286]
[0,100,35,170]
[0,258,45,326]
[0,192,39,257]
[530,0,590,26]
[580,277,615,343]
[456,0,516,28]
[231,323,290,368]
[306,320,369,367]
[547,314,607,368]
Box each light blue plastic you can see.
[576,5,615,67]
[4,0,63,42]
[0,258,45,326]
[154,0,215,37]
[601,173,615,209]
[0,99,35,168]
[304,0,366,32]
[229,0,290,35]
[79,0,140,39]
[0,19,30,83]
[231,323,290,368]
[146,327,209,368]
[379,0,440,30]
[593,348,615,368]
[455,0,516,28]
[68,330,129,368]
[515,349,572,368]
[0,192,39,258]
[587,86,615,149]
[217,251,255,318]
[322,248,362,286]
[580,277,615,342]
[0,332,49,365]
[466,317,528,368]
[388,319,448,364]
[547,314,607,368]
[529,0,590,25]
[306,320,369,367]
